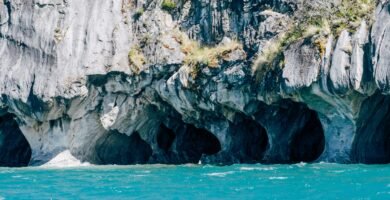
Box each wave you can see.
[40,150,92,168]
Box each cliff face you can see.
[0,0,389,166]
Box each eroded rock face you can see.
[0,0,389,166]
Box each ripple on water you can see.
[132,174,150,177]
[0,170,15,174]
[331,170,346,173]
[139,170,151,173]
[269,177,288,180]
[234,186,255,191]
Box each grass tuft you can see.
[161,0,176,12]
[128,46,146,74]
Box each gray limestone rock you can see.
[0,0,389,166]
[282,39,321,92]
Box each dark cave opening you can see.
[157,124,176,152]
[152,122,222,164]
[176,124,221,163]
[95,131,152,165]
[353,93,390,164]
[229,117,269,163]
[0,114,32,167]
[289,110,325,163]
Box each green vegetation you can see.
[253,0,375,74]
[172,30,243,79]
[302,0,375,36]
[184,41,242,68]
[128,46,146,74]
[161,0,177,12]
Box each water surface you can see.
[0,163,389,199]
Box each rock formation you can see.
[0,0,389,166]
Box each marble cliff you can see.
[0,0,389,167]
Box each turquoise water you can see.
[0,163,389,199]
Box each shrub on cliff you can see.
[172,30,243,79]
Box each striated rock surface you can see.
[0,0,389,166]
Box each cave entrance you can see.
[289,110,325,163]
[177,124,221,163]
[230,117,269,163]
[0,114,32,167]
[95,131,152,165]
[353,93,390,164]
[157,124,176,152]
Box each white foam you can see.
[296,162,307,167]
[41,150,91,168]
[205,171,235,177]
[240,167,275,171]
[269,176,288,180]
[240,167,256,171]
